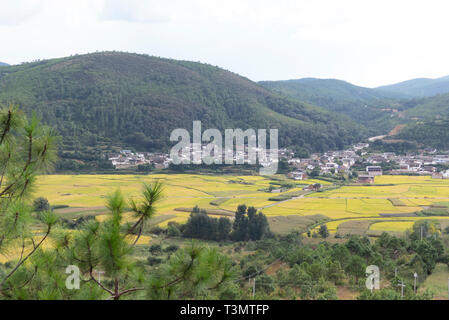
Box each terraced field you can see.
[33,174,449,237]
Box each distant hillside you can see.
[0,62,9,67]
[377,76,449,97]
[0,52,367,168]
[401,92,449,120]
[394,119,449,150]
[259,78,404,134]
[384,92,449,148]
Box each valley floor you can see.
[34,174,449,238]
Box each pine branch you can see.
[0,224,52,292]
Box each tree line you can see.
[181,205,272,242]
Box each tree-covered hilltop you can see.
[0,62,8,67]
[259,78,405,134]
[377,75,449,98]
[0,52,367,164]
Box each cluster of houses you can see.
[285,142,449,183]
[286,145,364,181]
[108,150,171,169]
[109,141,449,181]
[178,143,280,167]
[108,143,280,169]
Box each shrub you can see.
[164,244,179,253]
[149,244,162,255]
[33,197,50,212]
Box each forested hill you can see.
[0,52,367,161]
[377,76,449,97]
[260,78,402,103]
[259,78,404,133]
[391,92,449,149]
[0,62,9,66]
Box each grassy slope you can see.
[421,263,449,299]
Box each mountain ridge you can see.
[377,75,449,97]
[0,52,367,166]
[259,77,405,134]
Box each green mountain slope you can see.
[401,92,449,119]
[381,91,449,149]
[0,52,367,164]
[0,62,9,67]
[377,76,449,97]
[394,119,449,149]
[259,78,404,134]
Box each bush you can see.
[164,244,179,253]
[319,225,329,238]
[167,224,181,237]
[147,256,163,266]
[149,244,162,255]
[255,274,275,294]
[33,197,50,212]
[149,226,165,235]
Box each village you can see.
[108,142,449,183]
[285,142,449,183]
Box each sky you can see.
[1,0,449,87]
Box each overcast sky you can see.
[1,0,449,87]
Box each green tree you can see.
[346,255,366,283]
[0,106,58,295]
[33,197,50,213]
[310,166,321,177]
[149,244,162,256]
[319,225,329,238]
[232,205,249,241]
[232,205,271,241]
[6,182,235,300]
[217,217,232,241]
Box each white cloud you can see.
[0,0,43,25]
[0,0,449,86]
[100,0,170,23]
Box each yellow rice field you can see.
[33,174,449,233]
[4,174,448,263]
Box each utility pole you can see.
[413,272,418,294]
[252,278,256,298]
[420,225,423,241]
[398,280,405,299]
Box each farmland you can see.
[32,174,449,238]
[34,174,327,229]
[4,173,449,299]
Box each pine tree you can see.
[0,105,59,295]
[4,181,235,300]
